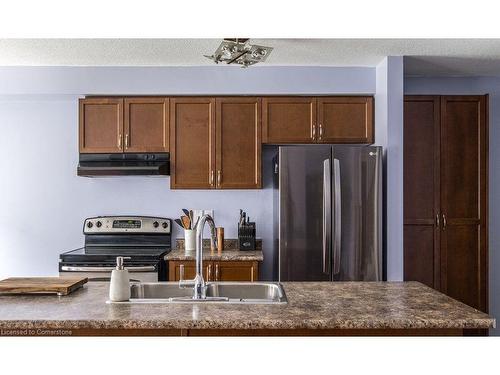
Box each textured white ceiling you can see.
[2,39,500,76]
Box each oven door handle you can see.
[60,266,156,272]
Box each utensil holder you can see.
[238,222,256,251]
[184,229,196,253]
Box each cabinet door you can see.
[317,97,373,143]
[170,98,216,189]
[262,97,316,143]
[168,261,212,281]
[440,95,487,312]
[79,98,123,153]
[124,98,169,153]
[403,96,441,289]
[216,98,261,189]
[215,261,259,282]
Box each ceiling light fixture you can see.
[204,38,273,68]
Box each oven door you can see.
[59,265,159,282]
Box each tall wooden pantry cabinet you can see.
[404,95,488,315]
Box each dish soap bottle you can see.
[109,256,131,302]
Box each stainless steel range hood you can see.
[77,153,169,177]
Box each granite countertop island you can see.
[0,281,494,336]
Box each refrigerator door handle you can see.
[333,158,341,275]
[322,159,332,275]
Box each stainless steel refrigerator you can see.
[273,145,382,281]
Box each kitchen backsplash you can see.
[176,238,262,251]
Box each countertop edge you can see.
[0,318,494,331]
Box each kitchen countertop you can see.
[165,248,263,261]
[0,282,494,334]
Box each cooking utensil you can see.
[174,218,184,228]
[182,209,190,220]
[181,215,191,230]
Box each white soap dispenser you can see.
[109,256,131,302]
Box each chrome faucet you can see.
[179,214,217,299]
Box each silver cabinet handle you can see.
[215,263,219,281]
[332,158,341,275]
[118,133,122,149]
[322,159,331,275]
[210,170,215,186]
[442,213,447,230]
[436,214,440,228]
[312,125,316,140]
[208,264,212,281]
[60,265,155,272]
[319,124,323,140]
[125,133,129,149]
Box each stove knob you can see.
[86,221,93,228]
[162,222,168,229]
[153,221,159,228]
[96,221,102,228]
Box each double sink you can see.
[109,282,287,304]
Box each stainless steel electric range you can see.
[59,216,172,282]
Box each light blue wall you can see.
[405,76,499,335]
[376,57,404,281]
[0,66,376,281]
[0,66,375,96]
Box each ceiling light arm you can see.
[227,50,249,65]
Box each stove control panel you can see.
[83,216,171,234]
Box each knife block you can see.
[238,222,256,251]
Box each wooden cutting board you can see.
[0,277,88,296]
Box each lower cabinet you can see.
[168,260,259,282]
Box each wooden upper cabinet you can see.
[79,98,123,153]
[317,97,374,143]
[263,96,374,144]
[170,98,216,189]
[124,98,169,153]
[263,97,316,143]
[216,98,262,189]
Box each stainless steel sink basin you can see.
[108,282,287,304]
[205,282,287,303]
